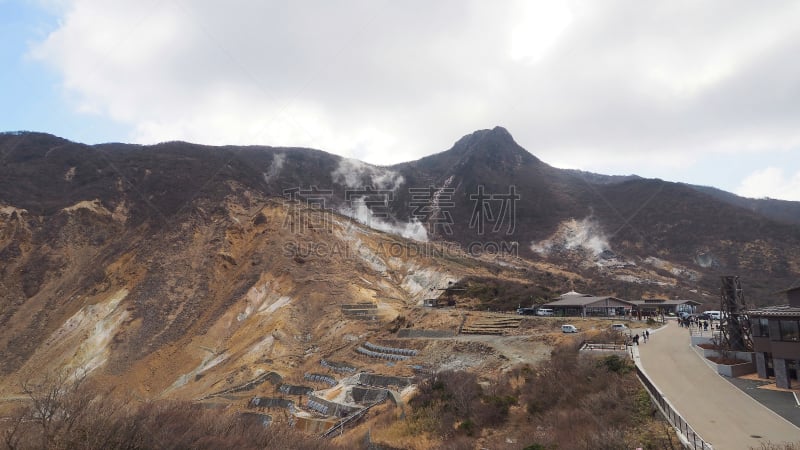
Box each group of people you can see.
[678,315,713,331]
[631,329,650,345]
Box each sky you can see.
[2,0,800,201]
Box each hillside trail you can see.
[638,320,800,449]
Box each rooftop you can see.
[556,290,592,299]
[544,296,634,307]
[628,299,701,306]
[747,305,800,317]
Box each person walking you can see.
[645,329,650,341]
[633,334,640,345]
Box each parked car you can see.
[705,310,722,320]
[611,323,628,332]
[516,307,536,315]
[536,308,554,316]
[561,324,579,333]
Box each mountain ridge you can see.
[4,128,799,218]
[2,128,799,305]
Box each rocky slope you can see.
[1,128,799,405]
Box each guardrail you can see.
[688,327,722,339]
[635,365,713,450]
[581,340,628,351]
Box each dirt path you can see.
[453,334,553,368]
[638,320,800,449]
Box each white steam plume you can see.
[340,197,428,242]
[332,158,404,191]
[262,153,285,183]
[531,217,610,257]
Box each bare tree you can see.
[20,368,89,448]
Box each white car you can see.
[536,308,554,316]
[611,323,628,332]
[561,324,578,333]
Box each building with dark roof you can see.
[542,292,702,318]
[541,291,635,317]
[628,299,701,316]
[747,287,800,389]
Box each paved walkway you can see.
[725,376,800,428]
[637,320,800,449]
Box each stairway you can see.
[460,314,522,335]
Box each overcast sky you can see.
[3,0,800,200]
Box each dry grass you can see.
[0,372,339,450]
[385,342,680,450]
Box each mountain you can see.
[1,131,558,408]
[2,128,800,396]
[2,128,799,305]
[688,184,800,225]
[2,128,800,446]
[390,127,800,301]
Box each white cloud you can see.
[508,1,573,64]
[736,167,800,201]
[27,0,800,182]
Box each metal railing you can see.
[580,340,628,351]
[635,365,713,450]
[688,327,722,339]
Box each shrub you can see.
[408,342,683,449]
[599,354,634,374]
[457,419,475,436]
[523,445,549,450]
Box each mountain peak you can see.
[447,126,540,167]
[453,126,514,147]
